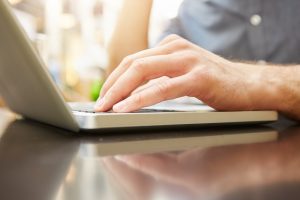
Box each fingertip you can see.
[94,98,104,107]
[94,106,103,112]
[112,101,128,113]
[94,98,110,112]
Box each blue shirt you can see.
[159,0,300,63]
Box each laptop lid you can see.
[0,0,79,131]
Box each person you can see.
[106,0,300,73]
[95,0,300,120]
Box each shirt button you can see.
[250,14,262,26]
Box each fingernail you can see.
[113,101,128,112]
[94,98,104,109]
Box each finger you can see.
[99,42,177,99]
[114,154,184,183]
[113,74,193,112]
[102,157,153,199]
[100,49,162,99]
[98,37,183,100]
[95,54,192,112]
[131,76,170,95]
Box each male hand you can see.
[95,35,280,113]
[104,128,300,199]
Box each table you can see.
[0,108,299,200]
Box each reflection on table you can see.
[0,120,79,200]
[101,127,300,200]
[1,115,300,200]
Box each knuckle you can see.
[190,68,208,82]
[122,55,134,66]
[127,59,149,83]
[155,81,171,100]
[172,39,191,49]
[131,59,148,75]
[106,89,118,100]
[182,50,199,64]
[166,34,181,40]
[160,45,172,54]
[132,93,144,106]
[186,69,208,97]
[132,59,145,69]
[175,51,199,72]
[190,67,216,89]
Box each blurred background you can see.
[0,0,183,107]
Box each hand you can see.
[95,35,280,112]
[102,157,154,200]
[107,128,300,198]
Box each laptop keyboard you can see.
[71,104,180,114]
[73,109,180,114]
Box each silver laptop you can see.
[0,0,278,132]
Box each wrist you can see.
[272,67,300,119]
[237,63,284,112]
[258,66,300,119]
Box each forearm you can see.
[106,0,153,75]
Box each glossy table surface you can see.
[0,108,300,200]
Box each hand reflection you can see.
[102,157,155,200]
[102,127,300,199]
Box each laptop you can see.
[0,0,278,132]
